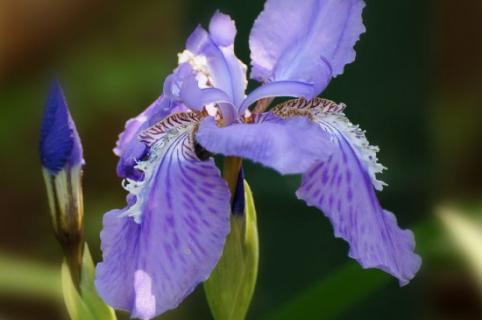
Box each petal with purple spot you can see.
[96,112,231,319]
[272,98,421,285]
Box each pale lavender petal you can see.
[196,114,333,175]
[209,11,236,47]
[250,0,365,93]
[272,98,421,285]
[96,113,231,319]
[239,80,315,113]
[186,12,247,108]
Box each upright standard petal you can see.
[196,114,333,175]
[96,112,231,319]
[272,98,421,285]
[184,11,247,108]
[250,0,365,93]
[40,80,83,174]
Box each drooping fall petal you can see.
[96,113,231,319]
[272,98,421,285]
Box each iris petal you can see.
[186,12,247,108]
[96,112,231,319]
[209,10,237,47]
[196,114,333,175]
[180,75,233,110]
[250,0,365,94]
[272,98,421,285]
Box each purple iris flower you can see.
[95,1,421,319]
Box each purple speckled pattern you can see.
[272,98,421,285]
[297,138,421,285]
[96,114,231,319]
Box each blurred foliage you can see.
[0,253,60,300]
[439,205,482,292]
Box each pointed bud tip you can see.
[40,80,83,174]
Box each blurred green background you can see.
[1,0,482,319]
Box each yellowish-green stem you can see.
[223,156,243,201]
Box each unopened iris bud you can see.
[40,80,85,287]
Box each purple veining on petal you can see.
[114,96,174,180]
[96,113,231,319]
[270,98,421,285]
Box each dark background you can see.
[1,0,482,319]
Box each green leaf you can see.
[265,263,390,320]
[204,180,259,320]
[62,244,117,320]
[265,219,436,320]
